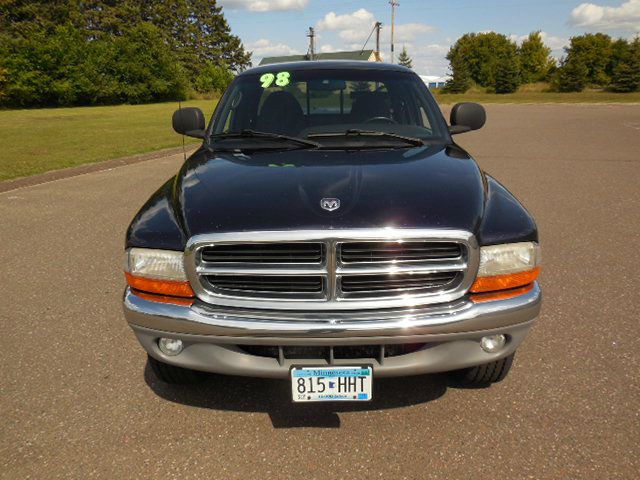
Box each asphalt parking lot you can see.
[1,104,639,479]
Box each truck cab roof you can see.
[239,60,414,77]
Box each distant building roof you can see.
[259,50,379,66]
[420,75,451,84]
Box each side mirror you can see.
[172,107,206,138]
[449,102,486,134]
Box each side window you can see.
[223,110,234,131]
[420,106,432,129]
[216,89,243,133]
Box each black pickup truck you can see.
[123,61,541,402]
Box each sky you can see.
[219,0,640,76]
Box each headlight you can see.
[124,248,194,298]
[471,242,540,293]
[125,248,188,281]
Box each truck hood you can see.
[174,144,486,237]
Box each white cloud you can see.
[408,44,451,76]
[509,31,569,53]
[393,23,435,42]
[221,0,308,12]
[317,9,375,31]
[319,44,338,53]
[316,9,376,43]
[247,38,301,62]
[570,0,640,31]
[317,9,434,48]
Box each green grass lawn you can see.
[434,88,640,104]
[0,99,218,181]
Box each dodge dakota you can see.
[123,61,541,402]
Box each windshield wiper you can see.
[209,129,320,149]
[308,129,425,147]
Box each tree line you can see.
[445,31,640,94]
[0,0,252,107]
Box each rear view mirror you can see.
[449,102,486,134]
[172,107,206,138]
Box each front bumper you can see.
[124,283,541,378]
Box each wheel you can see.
[147,355,206,384]
[450,353,515,385]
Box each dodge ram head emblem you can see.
[320,197,340,211]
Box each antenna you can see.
[307,27,315,60]
[389,0,399,63]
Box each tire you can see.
[451,353,515,385]
[148,355,206,384]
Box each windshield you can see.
[210,68,447,149]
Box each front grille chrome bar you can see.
[184,229,479,311]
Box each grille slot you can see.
[340,241,462,264]
[205,275,323,295]
[201,243,323,264]
[340,272,460,294]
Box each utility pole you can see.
[307,27,315,60]
[389,0,399,63]
[375,22,382,60]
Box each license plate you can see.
[290,365,373,402]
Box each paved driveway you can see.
[1,104,639,479]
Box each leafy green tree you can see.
[0,66,7,101]
[518,31,555,83]
[564,33,613,86]
[397,46,413,68]
[0,0,246,106]
[0,0,83,35]
[610,38,640,92]
[554,56,589,92]
[194,61,234,94]
[0,24,90,106]
[606,38,631,78]
[494,51,521,93]
[0,21,188,107]
[443,55,471,93]
[109,23,189,104]
[80,1,251,75]
[446,32,520,88]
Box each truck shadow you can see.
[143,362,485,429]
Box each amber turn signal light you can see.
[470,267,540,294]
[131,289,195,306]
[125,272,195,298]
[470,283,534,303]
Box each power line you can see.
[360,22,379,54]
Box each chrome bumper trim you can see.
[123,282,541,342]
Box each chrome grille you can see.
[339,272,461,295]
[201,243,323,264]
[205,275,324,297]
[185,229,478,311]
[340,241,462,264]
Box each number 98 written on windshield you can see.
[260,71,291,88]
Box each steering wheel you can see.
[363,116,398,124]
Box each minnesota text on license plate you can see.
[291,366,373,402]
